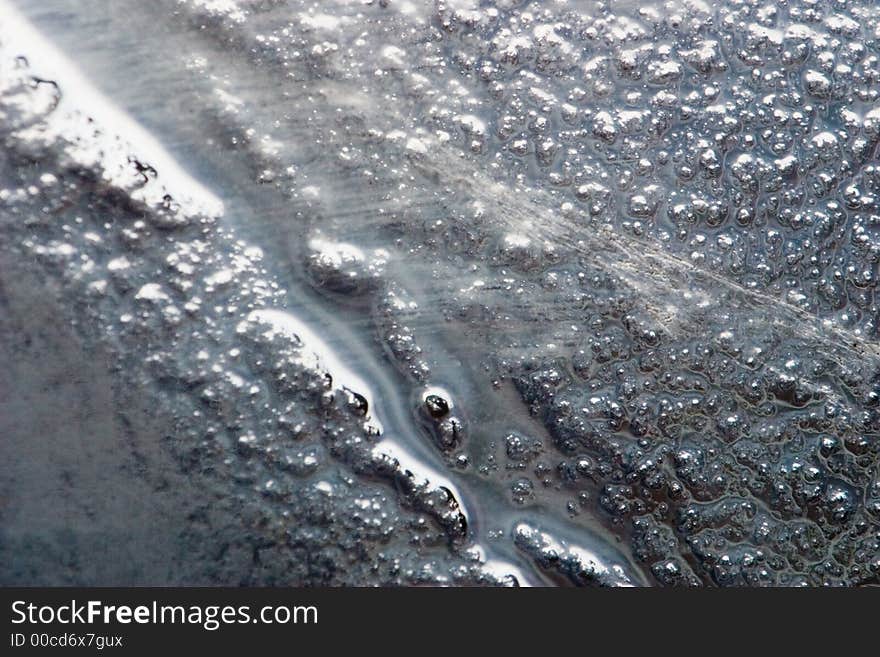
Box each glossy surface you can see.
[3,0,880,586]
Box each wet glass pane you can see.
[2,0,880,587]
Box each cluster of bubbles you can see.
[0,48,511,586]
[274,0,880,585]
[6,0,880,585]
